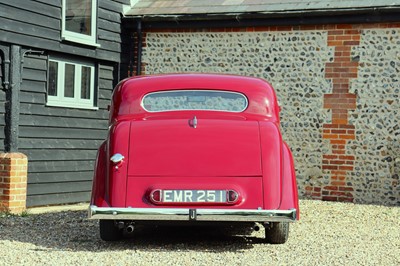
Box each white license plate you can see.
[162,190,227,203]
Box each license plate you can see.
[162,190,227,203]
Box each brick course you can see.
[0,153,28,214]
[315,27,360,202]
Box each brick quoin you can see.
[0,153,28,214]
[313,24,361,202]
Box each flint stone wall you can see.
[349,29,400,204]
[142,28,399,205]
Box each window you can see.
[62,0,98,46]
[142,90,248,112]
[47,57,97,109]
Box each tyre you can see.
[99,220,123,241]
[264,222,289,244]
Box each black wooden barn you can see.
[0,0,131,206]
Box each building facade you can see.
[124,0,400,206]
[1,0,399,211]
[0,0,130,210]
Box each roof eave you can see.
[123,6,400,29]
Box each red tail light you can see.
[227,190,239,203]
[150,189,162,203]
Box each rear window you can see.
[142,90,248,112]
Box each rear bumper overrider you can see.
[88,206,297,222]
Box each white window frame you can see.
[47,57,98,110]
[61,0,99,46]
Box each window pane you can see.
[81,66,91,99]
[64,64,75,98]
[142,90,248,112]
[65,0,92,36]
[48,61,58,96]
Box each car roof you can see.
[113,73,279,119]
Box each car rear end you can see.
[89,75,298,244]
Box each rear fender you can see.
[259,122,283,209]
[280,142,300,219]
[91,141,108,207]
[107,121,131,207]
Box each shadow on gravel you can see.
[0,210,262,252]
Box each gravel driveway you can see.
[0,200,399,266]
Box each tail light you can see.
[150,189,162,203]
[227,190,239,203]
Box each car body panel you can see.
[128,118,262,177]
[90,74,299,224]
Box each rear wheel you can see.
[99,220,123,241]
[264,222,289,244]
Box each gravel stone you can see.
[0,200,399,265]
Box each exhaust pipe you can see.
[126,224,135,233]
[254,225,260,232]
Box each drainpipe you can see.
[136,19,143,76]
[0,45,10,91]
[5,45,21,152]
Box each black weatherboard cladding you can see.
[0,0,130,206]
[19,55,113,207]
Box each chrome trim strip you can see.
[88,206,297,222]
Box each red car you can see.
[89,74,299,244]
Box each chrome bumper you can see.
[88,205,297,222]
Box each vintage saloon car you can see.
[89,74,299,244]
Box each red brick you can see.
[330,160,346,165]
[339,155,355,160]
[0,152,28,214]
[331,119,348,125]
[335,35,353,41]
[339,134,356,140]
[322,196,338,201]
[338,165,353,171]
[324,186,338,191]
[323,155,338,160]
[322,165,338,170]
[330,192,354,198]
[331,129,347,134]
[343,41,360,46]
[323,134,339,139]
[253,26,271,32]
[328,41,343,46]
[324,124,340,129]
[344,30,361,35]
[331,170,347,175]
[328,30,344,35]
[334,46,352,52]
[332,149,346,155]
[331,181,346,186]
[276,26,293,31]
[325,72,341,78]
[336,24,353,29]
